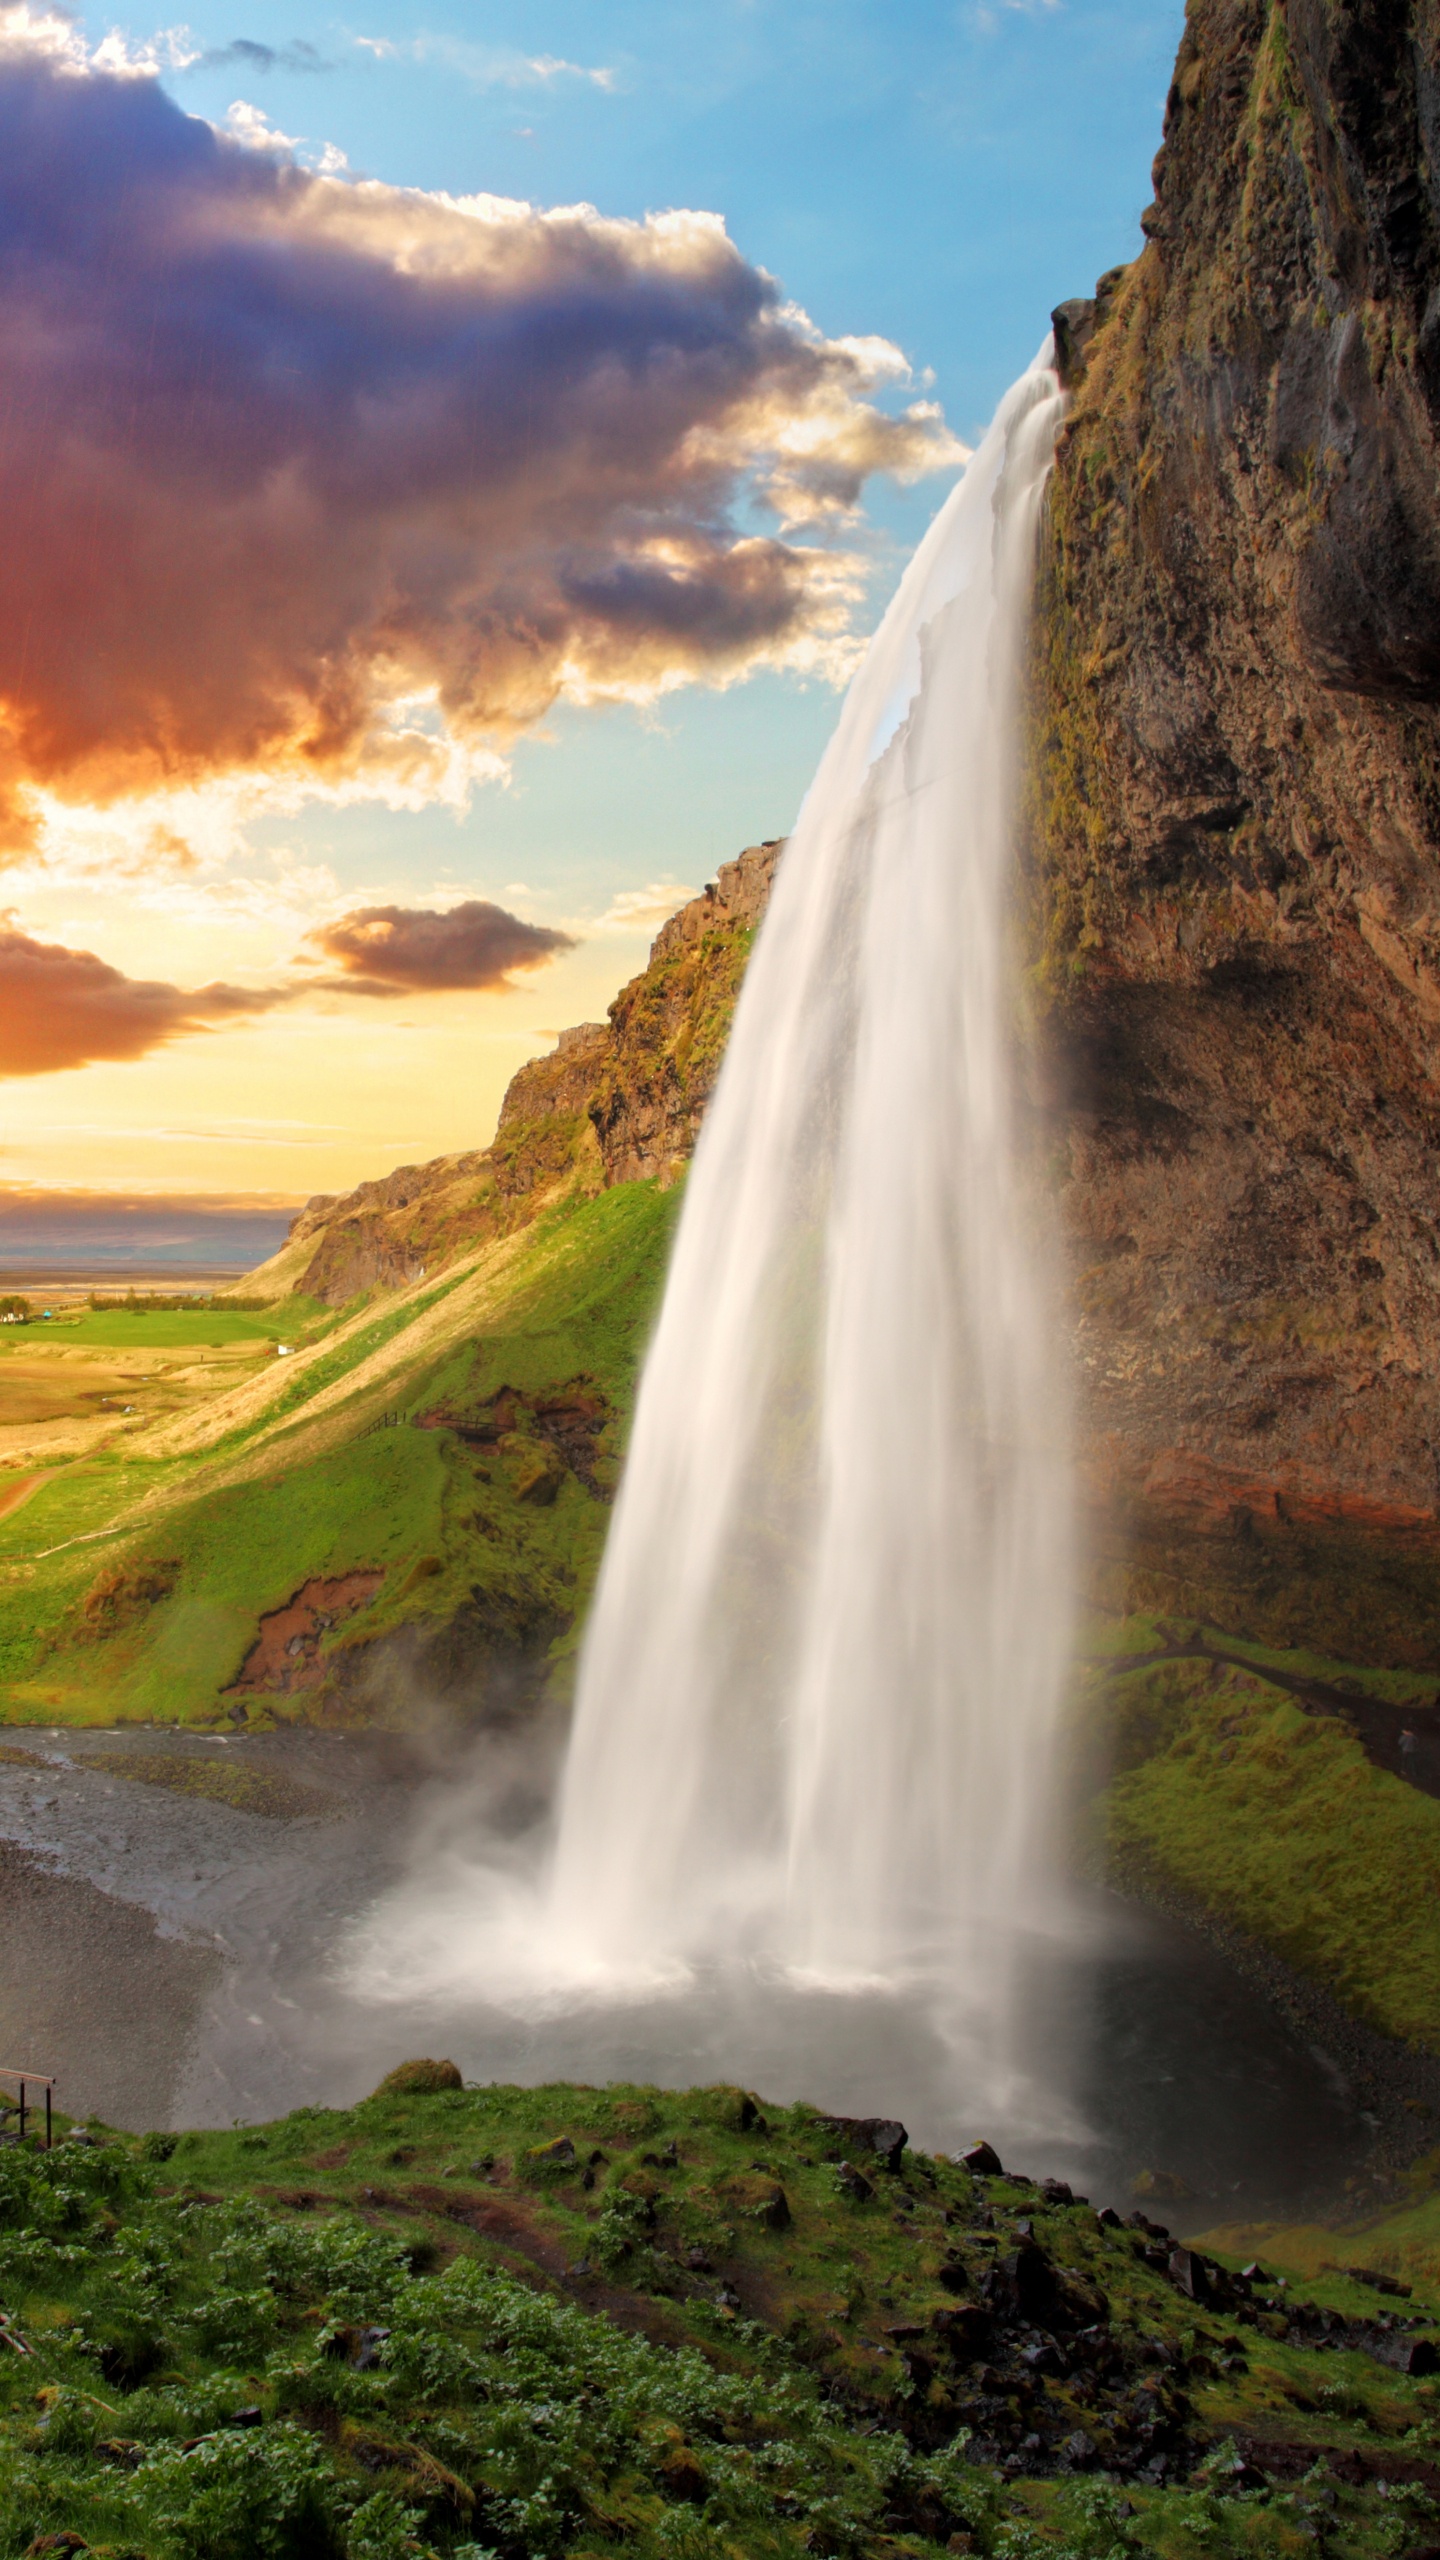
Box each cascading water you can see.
[539,348,1075,2046]
[344,348,1079,2134]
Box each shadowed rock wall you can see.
[1034,0,1440,1652]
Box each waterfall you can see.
[541,349,1074,2032]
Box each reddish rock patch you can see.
[416,1376,611,1496]
[228,1571,383,1697]
[1141,1449,1440,1541]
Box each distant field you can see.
[42,1309,299,1348]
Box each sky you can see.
[0,0,1180,1261]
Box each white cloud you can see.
[592,881,699,934]
[354,31,616,90]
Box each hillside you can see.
[242,842,783,1312]
[8,2067,1440,2556]
[0,847,781,1731]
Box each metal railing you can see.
[0,2067,54,2149]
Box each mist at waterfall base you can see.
[343,350,1087,2165]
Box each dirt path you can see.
[0,1469,55,1523]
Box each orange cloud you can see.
[0,924,283,1075]
[306,900,574,993]
[0,26,962,854]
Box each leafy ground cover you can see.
[1071,1647,1440,2054]
[1,2075,1438,2560]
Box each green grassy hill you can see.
[0,1183,679,1729]
[0,852,780,1731]
[7,2069,1440,2560]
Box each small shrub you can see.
[373,2060,462,2098]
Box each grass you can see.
[0,1183,681,1728]
[1075,1652,1440,2050]
[42,1309,315,1349]
[2,2074,1439,2559]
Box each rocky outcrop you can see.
[270,844,783,1308]
[1033,0,1440,1652]
[589,841,782,1183]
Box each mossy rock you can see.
[373,2058,463,2097]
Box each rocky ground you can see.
[5,2071,1440,2556]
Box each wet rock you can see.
[932,2303,993,2358]
[524,2135,577,2174]
[1167,2246,1214,2303]
[1050,300,1097,390]
[834,2160,874,2203]
[1124,2211,1170,2240]
[1369,2332,1440,2376]
[1348,2266,1413,2298]
[749,2181,791,2232]
[990,2241,1059,2324]
[1061,2430,1099,2469]
[821,2114,908,2172]
[1040,2178,1074,2206]
[960,2140,1004,2178]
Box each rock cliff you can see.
[1034,0,1440,1658]
[255,842,783,1308]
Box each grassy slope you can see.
[0,1183,679,1727]
[1070,1642,1440,2053]
[7,2074,1440,2560]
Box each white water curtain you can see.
[542,349,1074,2037]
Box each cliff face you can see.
[1036,0,1440,1654]
[263,843,783,1308]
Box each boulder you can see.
[959,2140,1004,2178]
[821,2114,908,2172]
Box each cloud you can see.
[0,1184,301,1266]
[0,10,963,857]
[354,33,615,89]
[198,37,332,73]
[305,899,574,994]
[594,881,698,933]
[0,923,285,1075]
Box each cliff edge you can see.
[246,842,783,1309]
[1036,0,1440,1657]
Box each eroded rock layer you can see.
[1034,0,1440,1650]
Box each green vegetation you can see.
[1073,1647,1440,2051]
[1092,1495,1440,1675]
[0,1183,680,1727]
[51,1310,312,1350]
[1,2075,1437,2559]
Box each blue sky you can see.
[0,0,1180,1221]
[156,0,1180,895]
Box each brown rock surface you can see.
[1032,0,1440,1649]
[272,844,783,1307]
